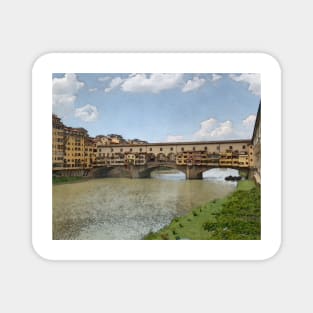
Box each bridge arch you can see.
[202,167,249,180]
[139,163,187,178]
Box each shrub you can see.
[203,187,261,240]
[160,233,169,240]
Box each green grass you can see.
[144,180,260,240]
[52,176,85,185]
[236,180,256,191]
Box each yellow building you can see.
[53,115,96,172]
[52,114,65,169]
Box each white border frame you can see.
[32,53,281,260]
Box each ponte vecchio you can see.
[53,105,261,181]
[91,139,254,180]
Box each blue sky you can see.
[52,73,260,142]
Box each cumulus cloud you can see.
[52,74,84,117]
[194,118,234,139]
[229,73,261,96]
[121,73,183,93]
[182,76,206,92]
[211,73,222,81]
[166,135,184,142]
[75,104,99,122]
[104,77,124,93]
[243,114,256,127]
[88,87,98,92]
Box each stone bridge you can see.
[89,161,248,180]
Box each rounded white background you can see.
[0,0,309,312]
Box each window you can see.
[217,146,220,150]
[139,148,142,152]
[170,147,173,151]
[229,146,232,150]
[193,147,196,151]
[150,148,152,151]
[120,148,123,152]
[204,146,207,151]
[160,148,163,151]
[181,147,184,151]
[242,145,246,149]
[111,148,114,152]
[130,148,132,152]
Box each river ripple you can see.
[53,170,237,240]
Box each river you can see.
[53,168,238,240]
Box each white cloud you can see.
[242,114,256,127]
[166,135,184,142]
[194,118,234,139]
[52,74,84,117]
[182,76,206,92]
[211,73,222,81]
[209,121,233,137]
[104,77,124,93]
[75,104,99,122]
[88,88,98,92]
[121,73,183,93]
[230,73,261,96]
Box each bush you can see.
[160,233,169,240]
[202,187,261,240]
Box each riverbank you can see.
[144,180,260,240]
[52,176,88,185]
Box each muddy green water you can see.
[53,169,237,239]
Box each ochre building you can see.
[52,114,96,173]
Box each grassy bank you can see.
[144,180,260,240]
[52,176,86,185]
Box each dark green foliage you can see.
[192,211,198,216]
[160,233,169,240]
[202,186,261,240]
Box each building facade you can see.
[251,104,261,184]
[95,140,253,168]
[52,115,96,173]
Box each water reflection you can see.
[53,169,237,240]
